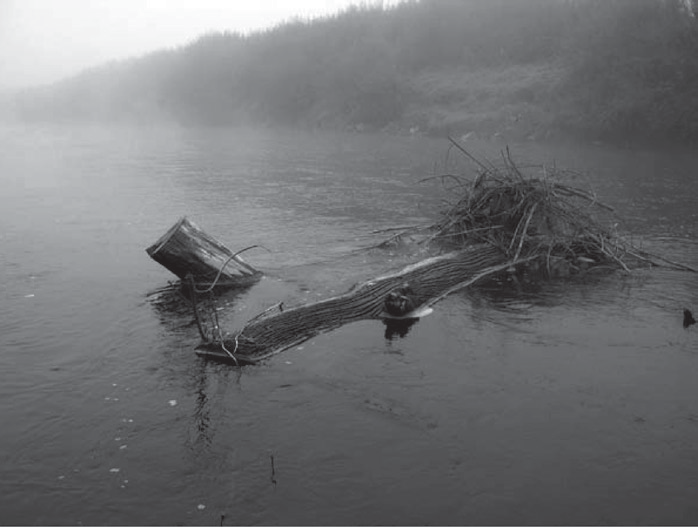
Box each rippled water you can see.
[1,124,697,525]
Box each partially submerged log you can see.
[196,244,524,363]
[193,141,696,366]
[146,216,261,289]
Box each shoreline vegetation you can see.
[2,0,698,145]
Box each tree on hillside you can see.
[9,0,698,142]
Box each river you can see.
[1,123,697,525]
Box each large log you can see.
[146,216,261,288]
[197,244,521,363]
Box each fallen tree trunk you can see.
[197,244,521,363]
[146,216,261,289]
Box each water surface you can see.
[1,124,697,525]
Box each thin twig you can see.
[188,274,210,342]
[513,202,538,261]
[447,135,492,174]
[193,245,266,294]
[270,454,277,485]
[626,248,698,273]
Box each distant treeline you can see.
[6,0,698,143]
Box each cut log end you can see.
[146,216,262,288]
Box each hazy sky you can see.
[0,0,381,90]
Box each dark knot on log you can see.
[684,309,696,329]
[384,283,417,317]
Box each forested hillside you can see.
[6,0,698,143]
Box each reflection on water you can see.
[0,124,697,525]
[186,362,244,457]
[382,317,419,340]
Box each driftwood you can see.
[190,142,695,366]
[146,216,261,289]
[196,244,524,363]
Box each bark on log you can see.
[146,216,261,288]
[197,244,519,363]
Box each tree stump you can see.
[146,216,261,288]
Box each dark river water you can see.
[1,124,697,525]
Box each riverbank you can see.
[377,63,562,143]
[345,60,697,149]
[4,0,697,148]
